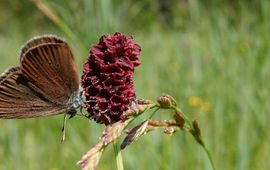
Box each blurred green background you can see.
[0,0,270,169]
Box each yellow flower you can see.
[188,96,211,114]
[188,96,202,107]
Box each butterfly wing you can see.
[20,35,65,61]
[0,67,66,118]
[20,36,80,105]
[0,35,80,118]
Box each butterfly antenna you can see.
[61,113,68,143]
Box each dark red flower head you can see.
[81,32,141,125]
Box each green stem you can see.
[32,0,86,55]
[170,106,216,170]
[201,144,216,170]
[148,107,160,119]
[113,141,124,170]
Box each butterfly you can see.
[0,35,84,142]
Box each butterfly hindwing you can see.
[0,67,66,118]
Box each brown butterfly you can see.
[0,35,83,141]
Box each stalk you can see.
[113,141,124,170]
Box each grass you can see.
[0,0,270,170]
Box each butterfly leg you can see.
[61,113,68,143]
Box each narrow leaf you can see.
[121,120,149,149]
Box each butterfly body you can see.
[0,35,81,119]
[67,89,85,118]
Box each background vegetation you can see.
[0,0,269,169]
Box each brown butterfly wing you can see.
[0,67,66,118]
[20,35,65,61]
[20,40,80,105]
[0,36,79,118]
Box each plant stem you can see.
[201,144,216,170]
[32,0,86,54]
[171,106,215,170]
[113,141,124,170]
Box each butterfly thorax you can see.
[67,89,85,118]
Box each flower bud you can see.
[157,94,177,108]
[173,112,185,127]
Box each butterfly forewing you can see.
[21,43,79,104]
[0,67,66,118]
[20,35,65,61]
